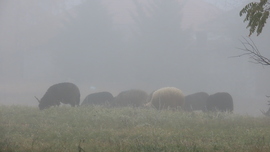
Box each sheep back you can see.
[150,87,185,110]
[113,89,148,107]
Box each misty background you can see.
[1,0,270,116]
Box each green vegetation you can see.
[1,105,270,152]
[240,0,270,36]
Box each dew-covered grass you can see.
[1,105,270,152]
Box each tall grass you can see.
[1,105,270,152]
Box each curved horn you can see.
[35,96,40,103]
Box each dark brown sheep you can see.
[206,92,233,112]
[184,92,209,111]
[81,92,114,106]
[112,89,148,107]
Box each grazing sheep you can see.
[147,87,185,110]
[112,89,148,107]
[36,82,80,110]
[184,92,209,111]
[81,92,114,106]
[206,92,233,112]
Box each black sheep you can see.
[36,82,80,110]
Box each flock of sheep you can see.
[36,82,234,112]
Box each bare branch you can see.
[232,37,270,66]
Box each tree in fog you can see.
[237,0,270,66]
[127,0,190,83]
[239,0,270,116]
[0,0,66,80]
[48,0,122,82]
[240,0,270,36]
[130,0,190,52]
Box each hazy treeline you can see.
[47,0,192,85]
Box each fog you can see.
[1,0,269,116]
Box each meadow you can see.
[1,105,270,152]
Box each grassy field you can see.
[1,105,270,152]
